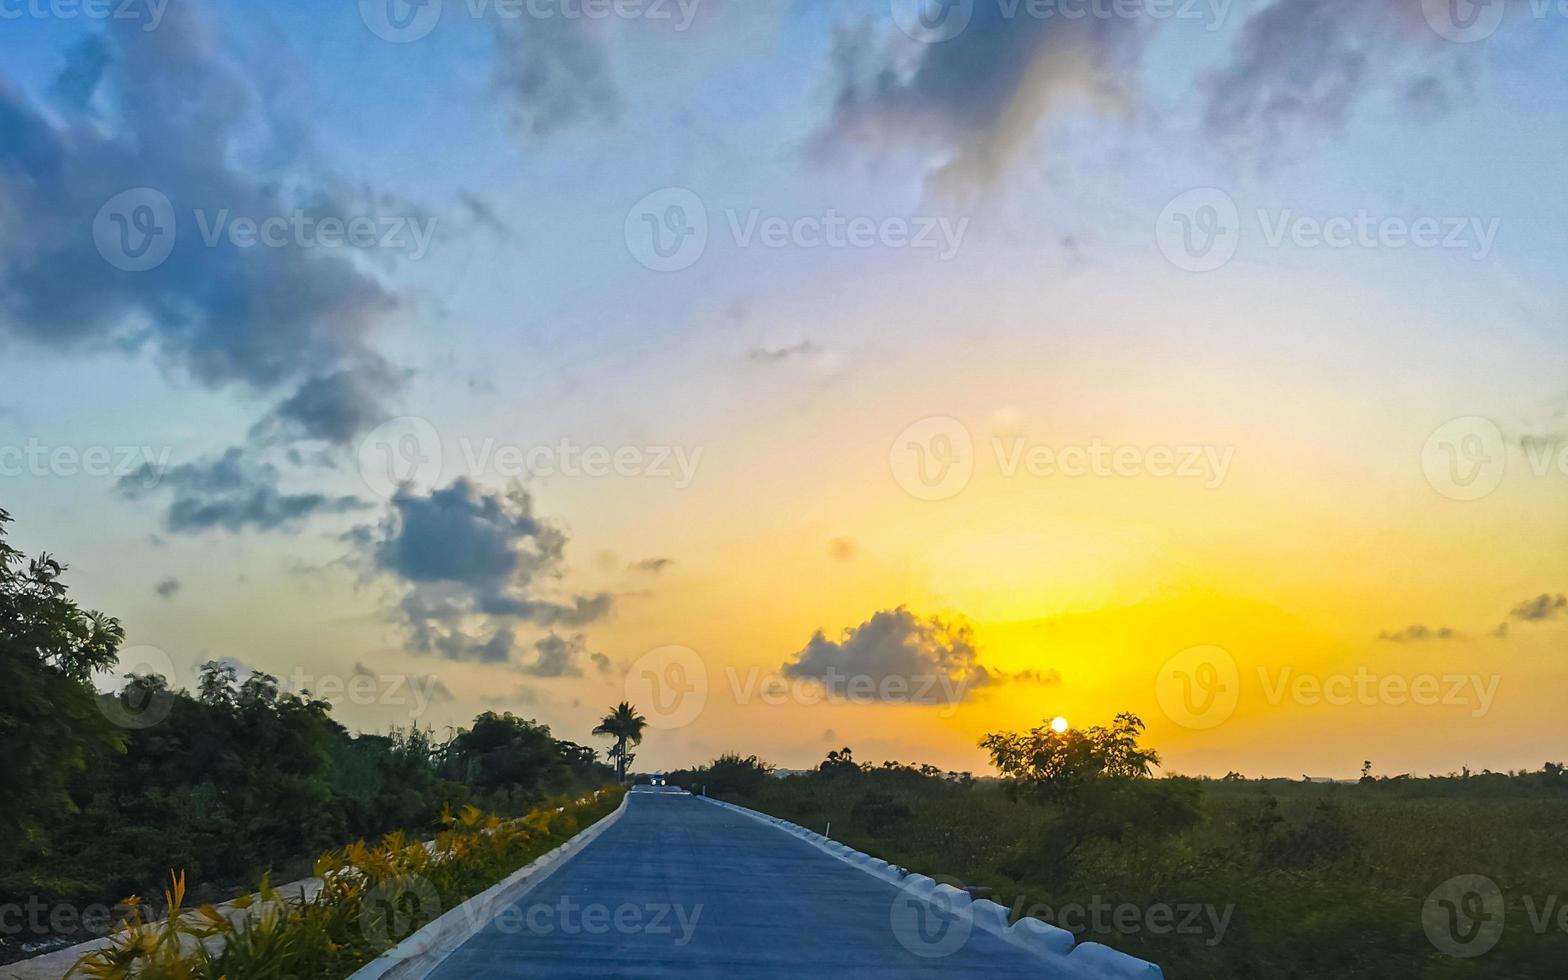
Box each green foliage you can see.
[70,789,625,980]
[0,507,617,963]
[849,790,913,837]
[667,753,775,797]
[712,743,1568,978]
[0,507,126,855]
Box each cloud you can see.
[1377,625,1463,644]
[118,448,367,534]
[780,607,993,705]
[154,577,181,599]
[631,557,673,575]
[749,340,819,363]
[251,358,408,446]
[0,6,408,395]
[356,479,612,663]
[352,661,454,703]
[492,17,618,135]
[1199,0,1471,166]
[1510,593,1568,622]
[814,7,1145,192]
[828,537,857,561]
[518,633,604,678]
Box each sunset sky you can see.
[2,0,1565,778]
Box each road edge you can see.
[697,795,1163,980]
[348,789,634,980]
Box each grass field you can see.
[707,768,1568,978]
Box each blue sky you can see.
[2,0,1566,774]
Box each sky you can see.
[1,0,1565,778]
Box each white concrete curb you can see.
[347,790,636,980]
[698,796,1164,980]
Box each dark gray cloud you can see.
[0,6,405,394]
[358,479,612,663]
[518,633,604,678]
[1378,625,1463,644]
[493,17,619,135]
[781,607,993,705]
[631,557,673,575]
[1199,0,1471,166]
[154,577,181,599]
[118,448,367,534]
[251,358,408,446]
[815,7,1145,191]
[1510,593,1567,623]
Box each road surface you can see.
[426,790,1077,978]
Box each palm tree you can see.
[592,702,648,783]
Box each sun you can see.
[1050,716,1070,734]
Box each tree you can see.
[592,702,648,782]
[980,713,1199,881]
[0,507,126,854]
[819,746,860,777]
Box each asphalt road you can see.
[426,791,1081,979]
